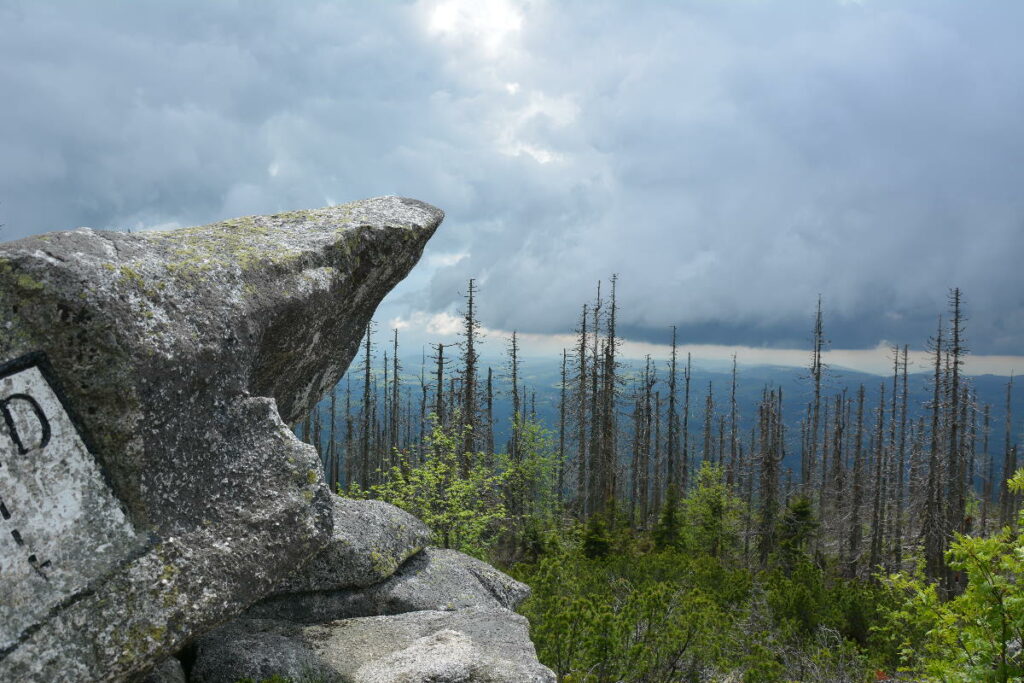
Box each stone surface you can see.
[190,608,555,683]
[135,656,186,683]
[351,628,548,683]
[274,496,432,594]
[189,618,332,683]
[0,197,443,681]
[250,546,531,624]
[0,357,138,652]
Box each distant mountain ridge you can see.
[320,353,1023,478]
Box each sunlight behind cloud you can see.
[426,0,524,54]
[496,91,577,164]
[426,251,470,268]
[390,310,484,337]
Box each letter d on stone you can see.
[0,394,51,454]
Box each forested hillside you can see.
[295,281,1022,681]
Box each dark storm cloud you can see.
[1,0,1022,355]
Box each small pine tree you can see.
[653,486,682,550]
[776,495,818,571]
[582,514,611,558]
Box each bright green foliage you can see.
[346,413,994,681]
[652,485,682,550]
[774,496,817,571]
[353,416,564,560]
[876,469,1024,681]
[653,464,742,556]
[501,419,562,522]
[512,474,876,682]
[766,560,834,638]
[356,419,508,558]
[497,418,565,560]
[582,514,611,559]
[680,464,743,560]
[515,537,875,681]
[515,545,734,682]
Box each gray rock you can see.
[191,608,555,683]
[134,656,186,683]
[351,629,547,683]
[189,618,335,683]
[250,547,531,623]
[275,496,432,594]
[0,197,443,681]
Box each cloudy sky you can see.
[1,0,1022,374]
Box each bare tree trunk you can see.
[486,367,495,457]
[869,383,887,573]
[923,317,945,582]
[999,375,1016,527]
[667,326,679,493]
[588,285,602,516]
[344,377,354,489]
[601,275,619,516]
[392,330,401,458]
[807,296,825,497]
[848,385,865,577]
[460,279,479,456]
[433,343,446,429]
[575,305,589,515]
[558,350,567,504]
[683,354,692,492]
[508,331,521,461]
[758,389,785,568]
[360,322,373,489]
[418,353,427,466]
[729,355,739,489]
[743,424,756,566]
[328,384,338,492]
[653,392,663,514]
[819,401,831,520]
[382,349,389,467]
[630,389,641,528]
[894,345,908,569]
[965,388,978,534]
[640,359,654,527]
[828,393,846,553]
[702,382,714,466]
[945,289,966,578]
[981,403,992,530]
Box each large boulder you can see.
[251,546,531,623]
[135,657,186,683]
[274,496,433,595]
[190,608,556,683]
[0,197,443,681]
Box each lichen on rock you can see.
[0,196,443,682]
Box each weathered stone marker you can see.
[0,354,139,653]
[0,196,443,681]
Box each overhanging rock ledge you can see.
[0,196,443,681]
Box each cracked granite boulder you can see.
[194,546,550,681]
[273,496,433,595]
[250,547,532,624]
[190,608,556,683]
[0,196,443,682]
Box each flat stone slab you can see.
[0,355,139,652]
[251,547,531,624]
[190,608,555,683]
[0,197,442,681]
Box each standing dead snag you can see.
[460,279,480,457]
